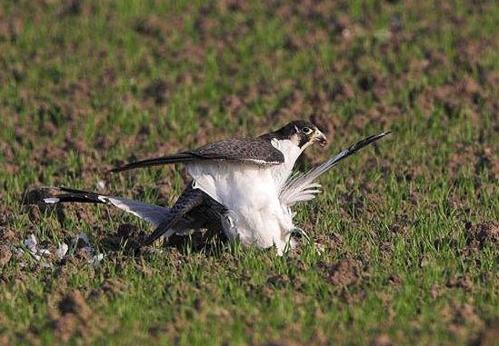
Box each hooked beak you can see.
[314,131,328,147]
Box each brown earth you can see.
[0,1,497,344]
[465,222,499,250]
[54,290,93,342]
[319,258,363,287]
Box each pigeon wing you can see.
[280,132,390,206]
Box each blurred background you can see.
[1,1,497,185]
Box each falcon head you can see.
[271,120,328,149]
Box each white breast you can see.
[269,138,303,188]
[187,139,304,254]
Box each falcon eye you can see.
[302,127,313,135]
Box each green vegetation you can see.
[0,0,497,344]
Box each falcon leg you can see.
[142,184,205,246]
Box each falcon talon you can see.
[27,121,390,256]
[291,227,311,242]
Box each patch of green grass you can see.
[0,0,498,344]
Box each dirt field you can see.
[0,1,498,344]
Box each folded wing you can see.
[110,138,285,172]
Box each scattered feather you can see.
[18,233,103,267]
[75,233,91,247]
[56,243,69,260]
[24,234,38,254]
[97,180,106,190]
[89,253,104,266]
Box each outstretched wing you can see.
[25,187,172,227]
[110,138,284,172]
[280,132,390,206]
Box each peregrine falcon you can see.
[29,121,389,254]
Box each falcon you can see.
[28,121,389,254]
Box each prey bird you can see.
[30,121,389,254]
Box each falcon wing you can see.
[110,138,284,172]
[280,132,390,206]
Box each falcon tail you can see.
[109,153,195,173]
[280,131,390,206]
[24,187,171,227]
